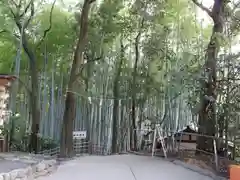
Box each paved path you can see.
[0,160,29,173]
[38,155,213,180]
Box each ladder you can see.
[152,124,167,158]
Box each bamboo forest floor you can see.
[37,154,219,180]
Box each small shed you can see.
[174,126,197,150]
[0,74,16,152]
[156,126,198,150]
[175,126,197,142]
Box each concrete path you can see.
[37,155,214,180]
[0,160,29,173]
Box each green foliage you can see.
[39,137,59,151]
[11,135,59,152]
[2,115,58,152]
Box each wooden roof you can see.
[0,74,16,87]
[181,126,197,133]
[173,126,197,137]
[0,74,16,80]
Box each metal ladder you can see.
[152,124,167,158]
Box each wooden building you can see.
[174,126,197,150]
[0,75,16,152]
[156,126,198,151]
[175,126,197,142]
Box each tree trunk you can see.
[60,91,75,157]
[20,32,41,153]
[59,0,95,158]
[29,64,40,153]
[196,0,224,153]
[130,19,144,151]
[111,37,124,153]
[131,40,139,151]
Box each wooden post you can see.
[0,138,3,152]
[213,139,218,171]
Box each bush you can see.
[39,137,59,151]
[11,135,59,153]
[10,134,28,151]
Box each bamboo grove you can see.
[0,0,240,159]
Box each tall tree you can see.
[131,18,144,150]
[60,0,96,158]
[111,36,125,153]
[5,0,56,153]
[193,0,225,152]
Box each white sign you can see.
[73,131,87,139]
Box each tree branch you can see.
[24,0,35,29]
[84,53,103,64]
[19,0,34,18]
[192,0,212,17]
[36,0,56,49]
[9,0,19,8]
[8,6,17,19]
[233,0,240,12]
[0,30,7,34]
[73,53,104,82]
[89,0,96,4]
[13,0,35,31]
[0,29,19,39]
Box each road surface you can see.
[38,154,214,180]
[0,160,29,173]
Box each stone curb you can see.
[0,159,58,180]
[172,160,227,180]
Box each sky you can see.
[196,0,213,26]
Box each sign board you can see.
[73,131,87,139]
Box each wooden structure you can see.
[0,74,16,152]
[174,126,197,142]
[174,126,197,150]
[157,126,197,150]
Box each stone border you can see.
[0,159,58,180]
[172,160,227,180]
